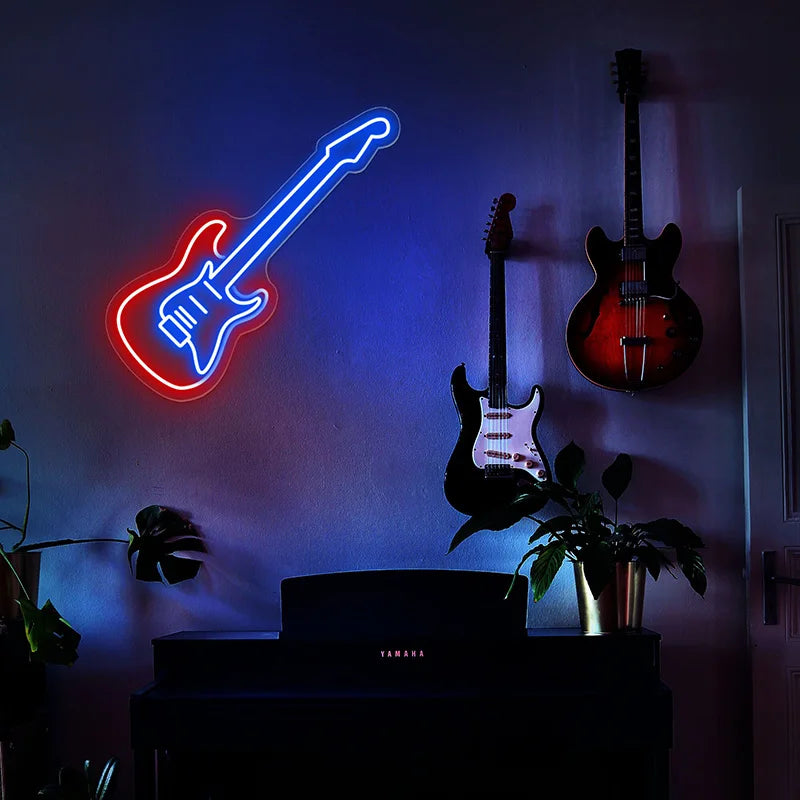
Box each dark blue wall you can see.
[3,0,794,796]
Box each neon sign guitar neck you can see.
[107,107,400,401]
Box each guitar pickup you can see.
[620,246,647,261]
[620,336,649,347]
[618,280,649,301]
[158,315,190,348]
[484,450,512,460]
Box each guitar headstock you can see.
[483,193,516,255]
[611,48,647,102]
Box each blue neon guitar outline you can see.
[107,107,400,401]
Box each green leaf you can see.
[533,479,577,511]
[637,518,705,549]
[529,541,567,602]
[510,487,550,516]
[676,547,707,596]
[18,598,81,666]
[93,756,119,800]
[127,506,206,584]
[581,544,615,599]
[447,516,489,553]
[506,547,540,599]
[554,441,585,490]
[585,510,613,539]
[447,495,537,553]
[0,419,15,450]
[528,514,575,544]
[575,490,604,521]
[636,541,666,581]
[601,453,632,500]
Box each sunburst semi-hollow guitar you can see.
[566,48,702,392]
[444,194,549,518]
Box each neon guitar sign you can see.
[106,107,400,401]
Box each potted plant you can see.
[448,441,706,633]
[0,418,206,665]
[37,756,118,799]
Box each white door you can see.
[739,184,800,799]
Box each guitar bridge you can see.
[620,336,649,347]
[485,464,514,478]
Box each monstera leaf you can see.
[18,598,81,666]
[127,505,206,584]
[0,418,15,450]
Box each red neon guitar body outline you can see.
[106,108,400,401]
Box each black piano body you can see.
[130,570,672,798]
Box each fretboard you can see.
[623,91,644,246]
[487,250,507,409]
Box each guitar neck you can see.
[623,91,645,247]
[211,152,341,290]
[487,250,508,408]
[205,108,400,293]
[209,149,359,293]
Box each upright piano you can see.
[130,570,672,798]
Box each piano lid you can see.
[279,569,528,641]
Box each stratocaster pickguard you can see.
[472,394,547,479]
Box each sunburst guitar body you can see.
[566,49,702,392]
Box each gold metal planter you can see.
[0,551,41,620]
[574,560,646,635]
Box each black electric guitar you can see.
[566,48,702,392]
[444,194,549,517]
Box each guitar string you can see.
[625,250,631,382]
[639,254,646,382]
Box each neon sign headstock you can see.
[106,107,400,401]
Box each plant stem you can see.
[13,538,129,553]
[0,520,23,532]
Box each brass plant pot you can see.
[574,560,646,635]
[0,551,41,620]
[616,560,646,631]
